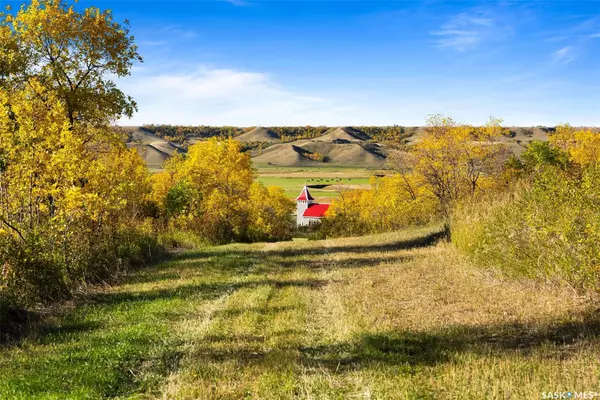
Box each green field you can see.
[255,166,380,201]
[151,165,382,201]
[2,226,598,399]
[257,176,371,200]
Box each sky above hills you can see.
[90,1,598,126]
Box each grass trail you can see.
[1,227,599,399]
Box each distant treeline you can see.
[142,125,242,143]
[142,125,408,143]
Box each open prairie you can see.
[2,227,598,399]
[256,166,377,200]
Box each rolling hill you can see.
[234,126,280,142]
[122,125,600,169]
[253,127,387,167]
[122,126,183,169]
[251,143,318,166]
[315,126,372,143]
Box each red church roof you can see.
[303,203,330,218]
[296,186,315,201]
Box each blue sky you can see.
[87,1,599,125]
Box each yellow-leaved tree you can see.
[320,115,510,238]
[407,115,510,217]
[0,0,150,309]
[0,81,152,304]
[321,173,437,237]
[0,0,141,127]
[550,124,600,168]
[152,139,294,244]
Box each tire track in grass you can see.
[160,289,235,399]
[159,244,269,399]
[162,239,333,399]
[0,244,262,399]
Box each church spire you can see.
[296,185,315,201]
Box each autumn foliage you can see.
[0,0,151,312]
[2,0,600,324]
[452,125,600,292]
[0,1,294,315]
[151,139,294,244]
[320,115,510,237]
[320,118,600,293]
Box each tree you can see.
[0,0,141,128]
[247,183,295,241]
[0,1,151,307]
[0,80,152,303]
[550,124,600,168]
[387,150,419,201]
[521,141,567,172]
[405,115,509,216]
[151,139,295,244]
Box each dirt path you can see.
[1,227,599,399]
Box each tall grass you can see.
[0,223,166,315]
[2,227,599,398]
[452,166,600,293]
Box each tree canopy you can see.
[0,0,141,128]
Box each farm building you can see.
[296,186,330,226]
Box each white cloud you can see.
[431,12,496,51]
[118,66,358,126]
[541,16,600,60]
[553,46,575,64]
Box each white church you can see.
[296,186,330,226]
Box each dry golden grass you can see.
[159,227,600,399]
[2,226,599,399]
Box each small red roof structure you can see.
[303,203,330,218]
[296,186,315,201]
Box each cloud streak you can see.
[553,46,575,64]
[542,16,600,63]
[221,0,250,6]
[431,12,496,51]
[162,24,198,40]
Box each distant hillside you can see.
[234,126,280,142]
[123,125,600,169]
[252,127,387,167]
[122,126,183,169]
[315,127,372,143]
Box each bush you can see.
[318,174,440,238]
[452,166,600,292]
[0,223,166,309]
[158,229,206,250]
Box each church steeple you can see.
[296,185,314,202]
[296,185,314,226]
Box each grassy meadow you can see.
[2,226,598,399]
[255,165,379,201]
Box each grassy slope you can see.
[1,227,599,399]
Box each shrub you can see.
[452,165,600,292]
[0,84,163,310]
[319,174,440,238]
